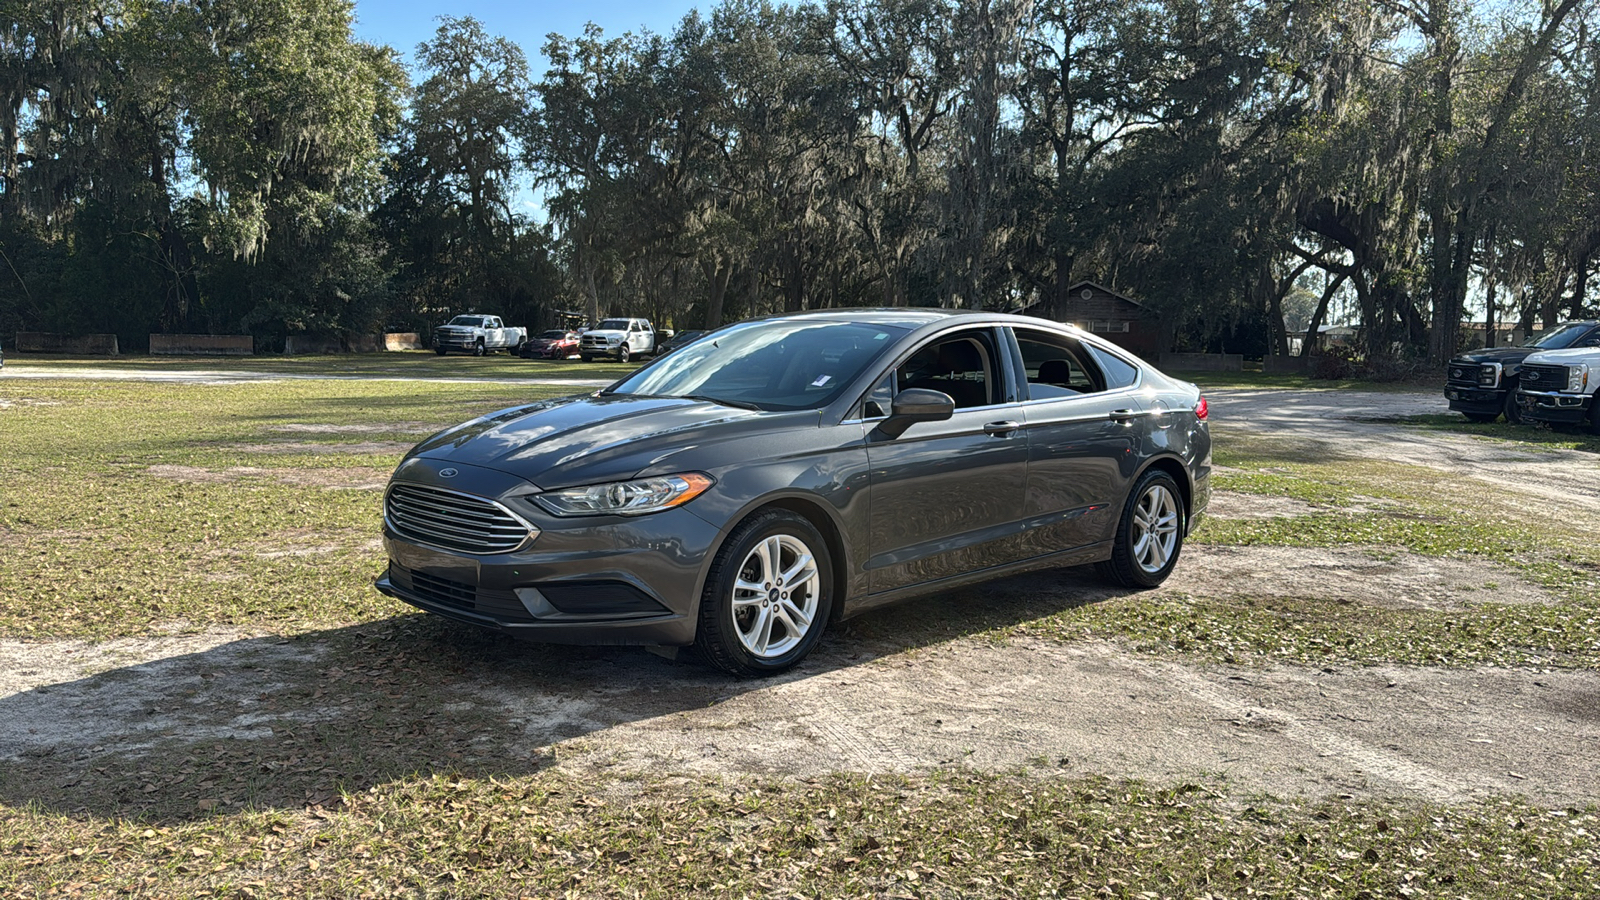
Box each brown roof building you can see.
[1016,281,1162,358]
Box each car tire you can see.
[1097,468,1186,589]
[1588,402,1600,436]
[434,348,447,356]
[696,510,832,677]
[617,345,631,364]
[473,340,486,357]
[1502,385,1523,424]
[580,354,593,363]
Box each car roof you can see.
[751,306,1084,333]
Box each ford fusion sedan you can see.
[377,309,1211,675]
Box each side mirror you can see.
[877,388,955,438]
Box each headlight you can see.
[534,473,714,517]
[1568,364,1590,393]
[1477,363,1501,387]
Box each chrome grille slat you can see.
[388,496,510,527]
[385,483,533,554]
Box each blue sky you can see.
[350,1,702,65]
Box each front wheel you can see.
[580,354,593,363]
[697,510,832,677]
[473,340,486,357]
[434,347,447,356]
[1097,469,1186,588]
[1502,386,1523,425]
[616,344,631,364]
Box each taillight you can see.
[1195,396,1208,420]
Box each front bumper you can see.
[1517,390,1593,425]
[376,461,722,646]
[435,336,482,350]
[1444,383,1506,415]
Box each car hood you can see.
[406,394,808,488]
[1524,348,1594,366]
[1450,347,1538,365]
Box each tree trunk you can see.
[701,257,733,329]
[1302,272,1349,357]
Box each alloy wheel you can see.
[730,534,820,658]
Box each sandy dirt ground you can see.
[3,385,1599,816]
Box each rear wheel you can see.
[697,510,832,677]
[1097,469,1185,588]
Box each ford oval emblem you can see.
[439,468,458,478]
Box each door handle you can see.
[983,420,1021,436]
[1108,408,1142,424]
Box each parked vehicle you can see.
[518,330,580,360]
[579,318,656,362]
[659,329,709,355]
[376,309,1212,675]
[433,315,528,356]
[1445,321,1600,423]
[1517,341,1600,433]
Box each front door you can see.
[864,328,1030,595]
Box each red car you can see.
[518,330,579,359]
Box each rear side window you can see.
[1088,345,1140,389]
[1014,329,1105,400]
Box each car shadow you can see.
[0,563,1126,824]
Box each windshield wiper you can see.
[682,394,763,411]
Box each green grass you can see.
[3,771,1595,899]
[1175,370,1438,393]
[1393,412,1600,453]
[0,379,579,639]
[4,372,1599,898]
[1018,431,1600,669]
[3,350,626,381]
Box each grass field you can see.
[2,370,1597,898]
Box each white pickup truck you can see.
[1517,327,1600,433]
[432,315,527,356]
[579,317,657,363]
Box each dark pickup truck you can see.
[1445,321,1600,423]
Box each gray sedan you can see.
[376,309,1211,675]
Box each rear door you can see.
[1007,326,1147,555]
[862,327,1031,594]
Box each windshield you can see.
[538,330,568,339]
[448,316,486,327]
[1525,323,1590,349]
[609,319,906,411]
[595,319,631,330]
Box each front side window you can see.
[895,332,1000,410]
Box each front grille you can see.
[410,569,476,610]
[386,483,534,554]
[1446,364,1477,384]
[1521,364,1569,392]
